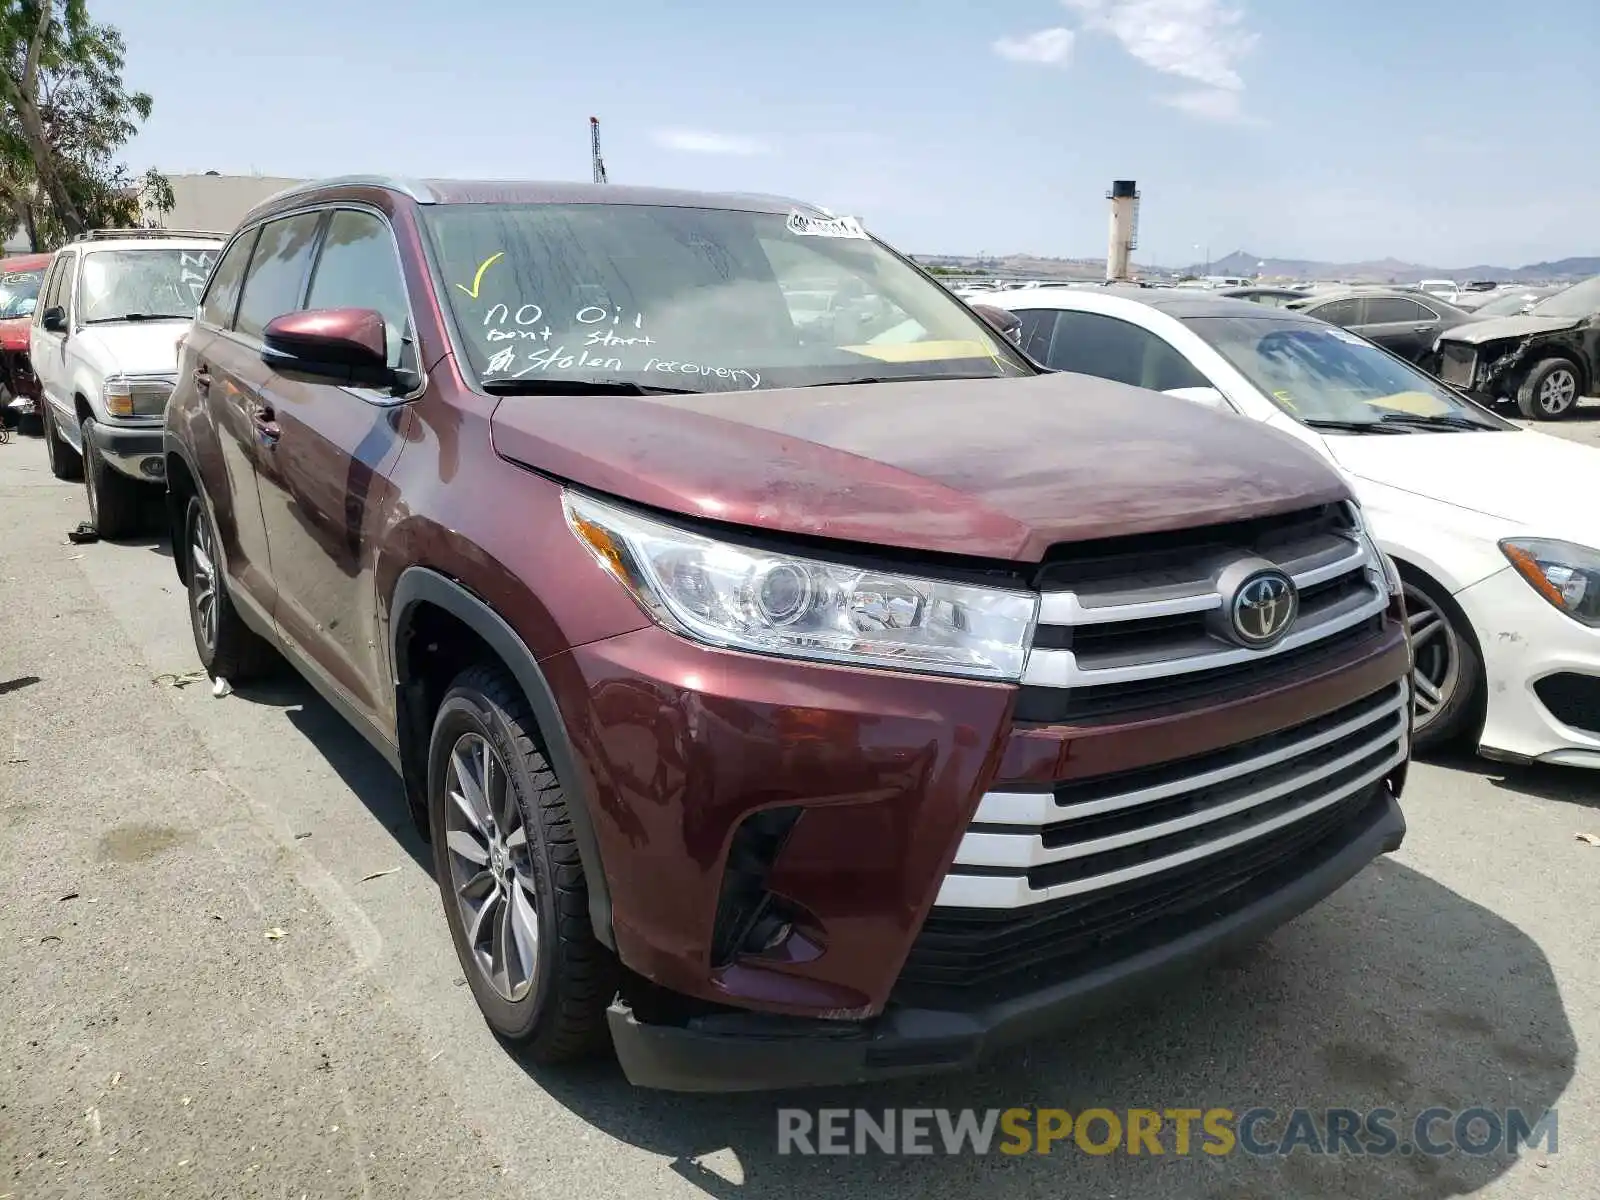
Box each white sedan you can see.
[982,285,1600,768]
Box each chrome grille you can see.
[935,680,1408,910]
[1437,345,1477,389]
[1021,505,1387,692]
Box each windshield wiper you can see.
[1301,418,1414,435]
[82,313,191,324]
[1372,412,1492,432]
[481,377,701,396]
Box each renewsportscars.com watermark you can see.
[777,1107,1558,1158]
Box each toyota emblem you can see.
[1230,570,1298,646]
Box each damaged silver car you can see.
[1432,275,1599,420]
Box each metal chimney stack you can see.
[1106,180,1139,282]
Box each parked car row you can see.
[22,178,1418,1093]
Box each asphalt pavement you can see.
[3,416,1599,1200]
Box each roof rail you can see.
[80,227,226,241]
[254,176,438,211]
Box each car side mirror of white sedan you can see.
[1163,385,1230,411]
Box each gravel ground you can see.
[2,415,1598,1200]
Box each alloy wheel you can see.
[1538,368,1578,416]
[443,731,541,1003]
[1403,582,1461,734]
[190,513,219,652]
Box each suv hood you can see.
[490,372,1350,562]
[1438,313,1585,345]
[72,322,188,376]
[1325,427,1600,537]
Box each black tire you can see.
[428,664,615,1062]
[1516,357,1583,421]
[42,405,82,480]
[183,494,274,681]
[81,417,147,539]
[1401,567,1484,753]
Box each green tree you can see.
[0,0,168,249]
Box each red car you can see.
[162,178,1411,1090]
[0,251,52,429]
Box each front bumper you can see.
[1460,565,1600,768]
[85,419,165,482]
[545,607,1409,1075]
[608,784,1405,1091]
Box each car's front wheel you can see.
[184,494,274,681]
[81,418,147,539]
[1516,357,1583,420]
[42,405,82,481]
[1402,570,1483,752]
[428,664,614,1062]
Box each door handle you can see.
[251,403,281,444]
[192,365,211,395]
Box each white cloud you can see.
[1160,87,1261,125]
[1065,0,1258,92]
[651,129,771,156]
[992,27,1076,65]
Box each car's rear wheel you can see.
[1516,358,1582,420]
[429,664,614,1062]
[1402,570,1483,752]
[184,494,274,681]
[42,405,81,480]
[81,418,146,539]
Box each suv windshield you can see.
[1186,315,1513,430]
[0,268,44,319]
[77,247,219,324]
[423,203,1028,392]
[1530,275,1600,320]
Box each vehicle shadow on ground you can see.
[531,862,1571,1200]
[1422,748,1600,811]
[234,670,429,870]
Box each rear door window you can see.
[234,212,324,341]
[1041,310,1209,391]
[1364,296,1431,324]
[1308,298,1363,325]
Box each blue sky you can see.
[102,0,1597,268]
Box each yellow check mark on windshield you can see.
[455,252,504,299]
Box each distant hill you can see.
[914,248,1598,284]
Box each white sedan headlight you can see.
[1500,538,1600,627]
[564,492,1039,680]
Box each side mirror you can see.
[1163,385,1230,411]
[260,308,394,389]
[970,302,1023,346]
[41,305,66,333]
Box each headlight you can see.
[103,375,133,417]
[1500,538,1600,627]
[564,492,1039,680]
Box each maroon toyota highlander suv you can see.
[163,178,1412,1091]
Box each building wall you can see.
[144,173,306,234]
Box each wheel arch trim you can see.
[389,566,615,949]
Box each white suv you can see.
[32,229,223,536]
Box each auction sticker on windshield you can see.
[787,211,868,239]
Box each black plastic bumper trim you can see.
[607,786,1405,1092]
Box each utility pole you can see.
[590,116,608,184]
